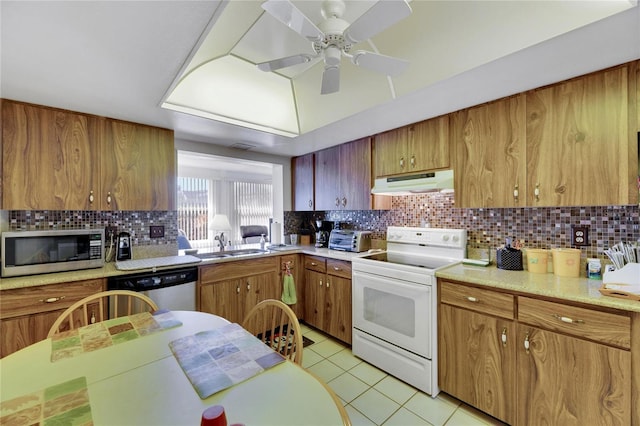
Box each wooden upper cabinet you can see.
[451,94,527,208]
[102,119,176,211]
[1,100,176,211]
[526,64,634,206]
[315,137,372,210]
[2,100,104,210]
[374,115,449,178]
[292,153,314,211]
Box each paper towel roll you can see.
[271,222,282,245]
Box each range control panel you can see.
[386,227,467,249]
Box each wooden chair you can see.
[242,299,303,365]
[47,290,159,337]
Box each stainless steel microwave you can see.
[1,229,105,277]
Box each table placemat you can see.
[0,376,92,426]
[169,323,285,399]
[51,310,182,362]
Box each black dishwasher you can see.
[107,267,198,312]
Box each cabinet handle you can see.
[534,183,540,201]
[335,197,340,207]
[311,262,317,266]
[552,314,584,324]
[341,197,347,208]
[501,327,507,347]
[410,155,416,168]
[319,280,323,287]
[308,200,313,208]
[465,296,479,303]
[333,266,341,271]
[41,296,65,303]
[90,310,96,324]
[236,285,240,294]
[326,280,330,288]
[524,332,530,354]
[399,157,405,169]
[513,184,519,202]
[246,283,250,291]
[106,191,112,205]
[89,191,94,204]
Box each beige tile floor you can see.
[300,323,508,426]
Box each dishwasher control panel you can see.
[108,267,198,291]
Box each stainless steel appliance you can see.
[351,226,467,396]
[107,266,198,312]
[1,229,104,277]
[328,230,372,252]
[116,232,132,261]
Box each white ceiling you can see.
[2,1,639,158]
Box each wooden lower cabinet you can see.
[438,279,633,426]
[198,257,279,325]
[517,325,630,426]
[0,279,105,357]
[439,304,516,425]
[303,255,352,344]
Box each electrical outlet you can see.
[571,225,589,246]
[150,225,165,238]
[105,226,117,241]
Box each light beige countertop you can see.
[436,263,640,313]
[0,244,370,291]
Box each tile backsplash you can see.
[284,193,640,259]
[4,194,639,263]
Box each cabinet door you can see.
[526,65,630,206]
[439,304,516,425]
[325,274,352,344]
[292,153,314,211]
[199,280,242,324]
[2,100,103,210]
[517,325,631,426]
[241,272,280,322]
[102,119,175,210]
[452,95,526,208]
[373,127,407,177]
[339,138,372,210]
[0,310,63,358]
[304,269,325,330]
[314,146,342,210]
[407,115,449,172]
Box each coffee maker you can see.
[314,220,334,248]
[116,232,132,261]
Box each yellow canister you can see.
[551,248,582,277]
[526,249,549,273]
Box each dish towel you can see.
[281,261,297,305]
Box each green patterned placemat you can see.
[51,310,182,362]
[170,323,285,399]
[0,377,92,426]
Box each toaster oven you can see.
[328,230,372,252]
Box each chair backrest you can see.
[240,225,269,243]
[242,299,303,365]
[47,290,159,337]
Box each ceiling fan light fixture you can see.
[324,45,342,67]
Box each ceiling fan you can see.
[256,0,412,95]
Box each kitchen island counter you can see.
[436,263,640,313]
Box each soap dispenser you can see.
[259,234,266,249]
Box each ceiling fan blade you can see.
[261,0,324,42]
[257,54,317,72]
[344,0,412,44]
[321,66,340,95]
[351,50,409,77]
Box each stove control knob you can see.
[442,235,450,242]
[452,235,459,242]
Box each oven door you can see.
[352,269,432,358]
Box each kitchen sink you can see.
[194,249,267,260]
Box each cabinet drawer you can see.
[0,279,105,319]
[440,281,515,320]
[518,297,631,349]
[304,255,326,273]
[327,259,351,279]
[200,257,279,283]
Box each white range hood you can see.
[371,170,454,195]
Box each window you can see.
[177,152,279,248]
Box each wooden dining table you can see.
[0,311,349,425]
